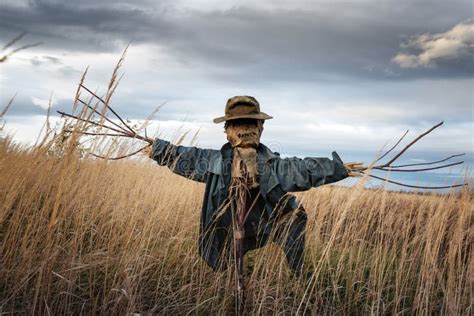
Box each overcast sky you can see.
[1,0,473,189]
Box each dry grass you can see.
[0,133,472,315]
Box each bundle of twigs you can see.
[57,82,154,160]
[344,122,467,190]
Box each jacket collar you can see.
[217,142,279,196]
[220,142,279,162]
[209,142,279,177]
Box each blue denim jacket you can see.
[151,139,348,274]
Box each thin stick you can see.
[58,110,153,144]
[77,98,131,134]
[125,132,153,144]
[389,153,466,168]
[375,161,464,172]
[56,111,128,135]
[377,122,444,168]
[367,174,466,189]
[375,129,409,164]
[64,130,128,137]
[79,84,136,135]
[89,145,148,160]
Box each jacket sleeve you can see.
[151,138,219,183]
[273,151,349,192]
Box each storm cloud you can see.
[1,0,473,81]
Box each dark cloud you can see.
[0,1,171,52]
[0,0,472,82]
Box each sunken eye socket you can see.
[227,119,260,127]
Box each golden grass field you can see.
[0,132,472,315]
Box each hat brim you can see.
[213,112,273,124]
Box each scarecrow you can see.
[149,96,357,310]
[59,82,466,313]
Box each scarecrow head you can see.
[213,96,273,148]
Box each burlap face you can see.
[225,119,263,149]
[225,119,263,187]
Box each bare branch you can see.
[89,145,148,160]
[377,121,444,168]
[56,110,128,135]
[375,161,464,172]
[374,129,409,164]
[77,98,131,134]
[389,153,466,168]
[367,174,467,189]
[79,83,136,135]
[64,130,129,137]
